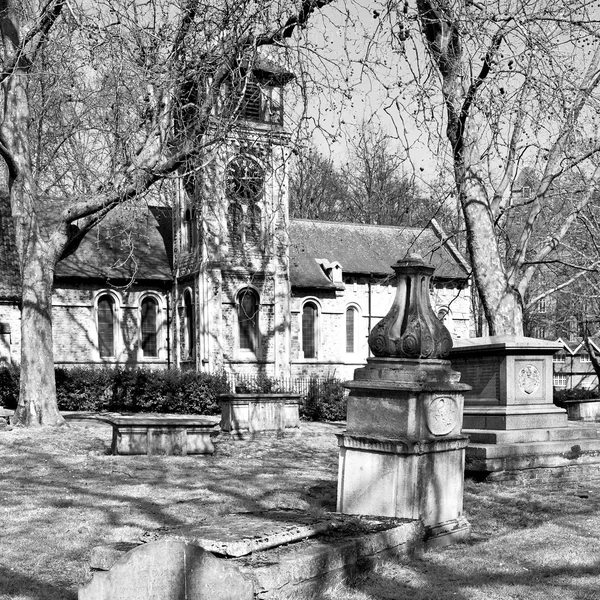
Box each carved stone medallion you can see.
[426,396,459,436]
[518,364,540,395]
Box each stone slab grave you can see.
[218,393,301,439]
[450,335,600,478]
[82,509,423,599]
[64,413,220,455]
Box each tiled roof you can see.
[0,192,20,300]
[289,219,469,289]
[57,204,172,282]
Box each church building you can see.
[0,58,471,382]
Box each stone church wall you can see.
[290,277,471,382]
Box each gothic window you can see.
[237,288,259,354]
[227,156,264,246]
[302,301,318,359]
[97,294,116,358]
[183,208,197,252]
[181,289,195,360]
[140,297,158,358]
[346,307,357,354]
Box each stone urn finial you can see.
[368,254,453,359]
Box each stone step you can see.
[465,424,600,444]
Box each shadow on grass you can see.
[5,422,600,600]
[0,565,77,600]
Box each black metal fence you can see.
[225,372,349,398]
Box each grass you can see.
[2,419,600,600]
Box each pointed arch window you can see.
[181,289,195,360]
[238,288,259,354]
[141,297,158,358]
[183,208,197,252]
[346,306,357,354]
[302,302,318,359]
[97,294,116,358]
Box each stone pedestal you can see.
[219,393,300,439]
[451,336,600,475]
[337,358,471,547]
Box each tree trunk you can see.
[459,170,524,337]
[12,234,64,427]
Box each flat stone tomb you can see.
[450,335,600,474]
[68,414,220,456]
[219,393,300,439]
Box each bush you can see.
[554,387,599,406]
[0,365,19,409]
[234,373,283,394]
[301,375,347,422]
[1,366,230,415]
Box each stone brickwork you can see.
[290,276,471,381]
[52,284,170,367]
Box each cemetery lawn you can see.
[1,419,600,600]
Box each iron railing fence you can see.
[225,372,349,399]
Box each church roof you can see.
[56,204,173,283]
[0,197,172,301]
[289,219,469,290]
[0,193,21,300]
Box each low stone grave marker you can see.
[218,393,301,439]
[64,413,219,455]
[83,509,423,599]
[79,539,254,600]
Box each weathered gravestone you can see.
[451,336,600,481]
[79,539,254,600]
[336,256,471,547]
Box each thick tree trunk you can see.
[12,235,64,427]
[459,171,524,337]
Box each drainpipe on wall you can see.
[368,274,373,358]
[166,289,171,370]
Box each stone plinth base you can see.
[451,336,600,475]
[336,432,470,546]
[219,394,300,439]
[338,357,471,546]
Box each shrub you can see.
[301,375,347,422]
[2,366,231,415]
[554,387,599,406]
[0,365,19,409]
[234,373,283,394]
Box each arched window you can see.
[97,294,116,358]
[302,302,318,359]
[141,297,158,358]
[183,289,195,360]
[226,156,263,246]
[238,288,259,353]
[183,208,196,252]
[346,306,357,354]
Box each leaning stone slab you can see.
[79,539,253,600]
[85,511,423,599]
[162,509,339,557]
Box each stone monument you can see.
[451,335,600,481]
[336,256,471,547]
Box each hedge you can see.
[0,367,348,421]
[0,366,230,415]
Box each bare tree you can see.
[315,0,600,335]
[2,0,333,427]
